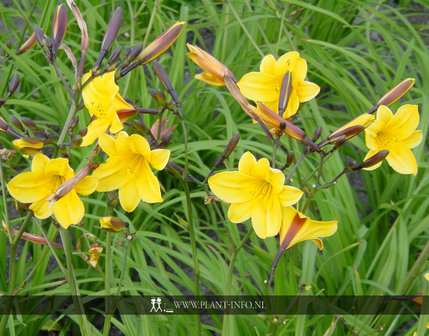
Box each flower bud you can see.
[223,133,240,159]
[51,3,68,55]
[353,150,389,170]
[45,37,54,52]
[333,135,346,149]
[127,43,143,62]
[34,25,46,50]
[71,134,83,148]
[0,117,8,132]
[326,125,365,145]
[286,151,295,167]
[16,32,37,55]
[13,137,44,154]
[108,46,122,65]
[278,71,292,117]
[69,116,79,130]
[325,113,374,145]
[99,216,125,232]
[158,131,173,148]
[94,7,122,68]
[152,61,180,107]
[78,127,88,137]
[313,126,322,141]
[148,88,167,106]
[9,116,24,131]
[376,78,415,110]
[21,117,37,130]
[8,74,20,95]
[138,22,185,64]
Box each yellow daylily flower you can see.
[12,138,44,154]
[208,151,303,239]
[92,132,170,212]
[237,52,320,118]
[364,104,422,175]
[279,207,338,251]
[81,70,136,146]
[7,153,97,228]
[99,216,125,232]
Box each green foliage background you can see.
[0,0,428,335]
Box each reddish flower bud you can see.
[353,150,389,170]
[16,32,37,55]
[51,3,68,55]
[376,78,415,110]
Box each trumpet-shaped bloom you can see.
[279,207,337,250]
[208,151,303,239]
[364,105,422,175]
[237,52,320,118]
[7,153,97,228]
[81,70,135,146]
[92,132,170,212]
[186,44,234,86]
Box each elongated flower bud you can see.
[16,32,37,55]
[8,74,20,96]
[278,71,292,118]
[148,88,167,106]
[127,43,143,62]
[10,116,24,131]
[214,133,240,168]
[21,117,37,130]
[138,22,185,64]
[51,3,68,56]
[99,216,125,232]
[376,78,415,110]
[94,7,122,68]
[353,150,389,170]
[108,46,122,65]
[313,126,322,141]
[152,61,179,104]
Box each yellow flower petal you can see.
[129,134,151,159]
[98,133,119,157]
[137,166,163,204]
[403,130,423,149]
[238,151,256,175]
[297,81,320,102]
[293,58,307,83]
[274,51,300,77]
[251,202,270,239]
[75,176,98,195]
[386,143,418,175]
[386,104,419,137]
[81,118,110,147]
[195,73,225,86]
[260,54,276,74]
[109,111,124,134]
[53,190,84,228]
[119,181,141,212]
[252,157,270,179]
[7,172,49,203]
[208,171,259,203]
[29,198,53,218]
[278,186,304,207]
[110,93,135,122]
[45,158,73,179]
[283,91,300,118]
[227,201,252,223]
[150,149,170,170]
[32,153,50,172]
[93,157,128,192]
[375,105,393,125]
[237,72,279,102]
[116,131,131,153]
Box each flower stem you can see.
[180,118,201,334]
[59,226,90,336]
[222,229,253,335]
[102,232,113,336]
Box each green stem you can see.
[102,232,113,336]
[0,158,13,244]
[116,240,130,296]
[180,118,201,335]
[222,229,253,336]
[59,227,89,336]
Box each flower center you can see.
[126,154,146,175]
[254,181,272,200]
[377,131,398,149]
[48,175,66,194]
